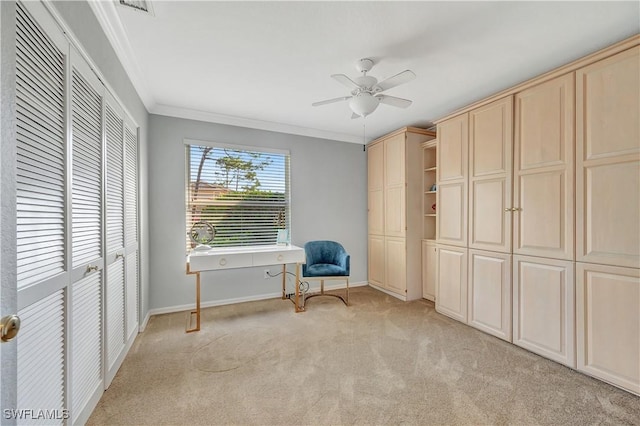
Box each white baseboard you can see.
[139,311,151,332]
[145,281,368,318]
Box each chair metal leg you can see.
[346,277,349,306]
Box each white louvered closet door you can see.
[69,48,105,425]
[104,92,127,386]
[124,121,139,340]
[15,1,68,423]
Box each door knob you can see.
[1,315,21,342]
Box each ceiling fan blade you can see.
[331,74,360,90]
[311,96,351,107]
[375,94,412,108]
[375,70,416,92]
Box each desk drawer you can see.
[253,250,304,266]
[190,252,253,271]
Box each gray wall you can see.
[148,114,368,311]
[52,1,150,323]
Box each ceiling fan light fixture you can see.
[349,93,380,117]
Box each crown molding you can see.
[87,0,156,110]
[88,2,366,144]
[151,104,367,144]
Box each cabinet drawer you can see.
[190,253,253,271]
[252,250,303,266]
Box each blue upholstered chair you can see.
[302,240,350,306]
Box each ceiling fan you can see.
[312,58,416,119]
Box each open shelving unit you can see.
[422,140,437,240]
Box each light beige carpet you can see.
[88,286,639,425]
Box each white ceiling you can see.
[91,1,639,143]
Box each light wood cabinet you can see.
[429,37,640,395]
[576,46,640,269]
[468,250,512,341]
[576,262,640,395]
[367,142,384,236]
[437,114,468,247]
[384,133,407,237]
[514,73,575,260]
[368,235,385,288]
[513,255,575,367]
[436,245,468,322]
[367,127,436,300]
[385,237,407,296]
[422,240,437,301]
[469,97,513,253]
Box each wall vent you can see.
[118,0,154,16]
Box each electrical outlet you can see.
[263,269,270,279]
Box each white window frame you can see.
[184,138,291,250]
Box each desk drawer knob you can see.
[277,254,284,261]
[219,258,227,266]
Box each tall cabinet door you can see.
[437,114,468,247]
[104,93,127,386]
[384,134,406,237]
[576,46,640,269]
[514,74,575,260]
[367,141,384,236]
[69,49,105,425]
[15,2,69,417]
[469,97,513,253]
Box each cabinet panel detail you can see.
[385,186,406,237]
[368,189,384,235]
[470,179,508,250]
[385,237,407,296]
[516,77,572,170]
[436,245,468,322]
[468,250,512,341]
[576,47,639,269]
[577,46,640,160]
[384,134,406,187]
[437,182,466,246]
[515,171,567,256]
[367,142,384,191]
[513,256,575,367]
[470,97,512,177]
[578,160,640,267]
[422,240,437,301]
[514,73,574,260]
[576,263,640,395]
[368,235,385,287]
[438,114,468,182]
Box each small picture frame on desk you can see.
[276,229,290,246]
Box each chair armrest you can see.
[337,252,350,275]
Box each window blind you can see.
[186,143,290,249]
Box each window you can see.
[185,141,290,249]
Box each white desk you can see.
[186,244,306,332]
